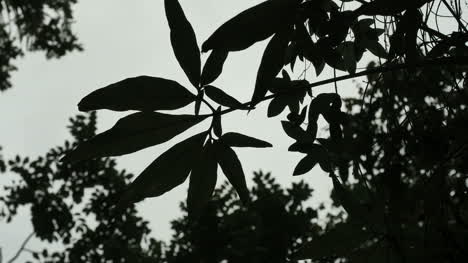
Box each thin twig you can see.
[7,232,34,263]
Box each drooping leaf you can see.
[214,142,250,203]
[281,121,307,141]
[201,0,298,52]
[187,142,218,218]
[308,93,341,124]
[220,132,272,148]
[252,27,292,105]
[204,85,245,109]
[293,154,319,176]
[78,76,195,112]
[213,108,223,137]
[165,0,201,87]
[117,132,207,208]
[62,112,206,163]
[201,50,229,86]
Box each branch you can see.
[205,56,468,118]
[7,232,34,263]
[441,0,468,32]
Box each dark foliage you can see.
[165,171,321,263]
[0,113,164,262]
[0,0,81,91]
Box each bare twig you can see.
[7,232,34,263]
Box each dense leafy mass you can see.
[1,113,164,262]
[0,0,82,91]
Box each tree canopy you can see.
[0,0,81,91]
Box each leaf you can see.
[201,0,298,52]
[338,41,357,74]
[117,132,207,208]
[201,50,229,86]
[220,132,272,148]
[293,154,318,176]
[165,0,201,87]
[204,85,245,109]
[62,112,206,163]
[267,96,288,117]
[252,27,292,105]
[78,76,195,112]
[364,40,388,59]
[187,142,218,218]
[213,108,222,137]
[214,142,250,203]
[331,173,369,220]
[281,121,307,140]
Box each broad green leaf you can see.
[214,142,250,203]
[78,76,195,112]
[252,27,292,105]
[220,132,272,148]
[117,132,207,208]
[201,50,229,86]
[204,85,244,109]
[165,0,201,87]
[293,154,318,176]
[62,112,206,163]
[201,0,298,52]
[187,142,218,218]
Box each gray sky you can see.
[0,0,366,260]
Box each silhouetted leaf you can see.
[214,142,249,203]
[78,76,195,112]
[165,0,201,87]
[281,121,307,140]
[363,40,388,59]
[201,0,298,52]
[194,90,204,115]
[252,27,292,105]
[117,132,207,207]
[267,96,288,117]
[204,85,244,109]
[293,154,318,176]
[62,112,206,163]
[201,50,229,86]
[213,108,222,137]
[220,132,272,148]
[308,93,341,123]
[338,41,357,74]
[331,173,369,220]
[187,142,218,218]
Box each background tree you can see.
[0,113,164,263]
[164,171,321,263]
[0,0,81,91]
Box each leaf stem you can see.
[7,232,34,263]
[201,56,468,119]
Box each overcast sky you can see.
[0,0,366,260]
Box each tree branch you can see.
[203,56,468,118]
[7,232,34,263]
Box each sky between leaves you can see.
[3,0,452,260]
